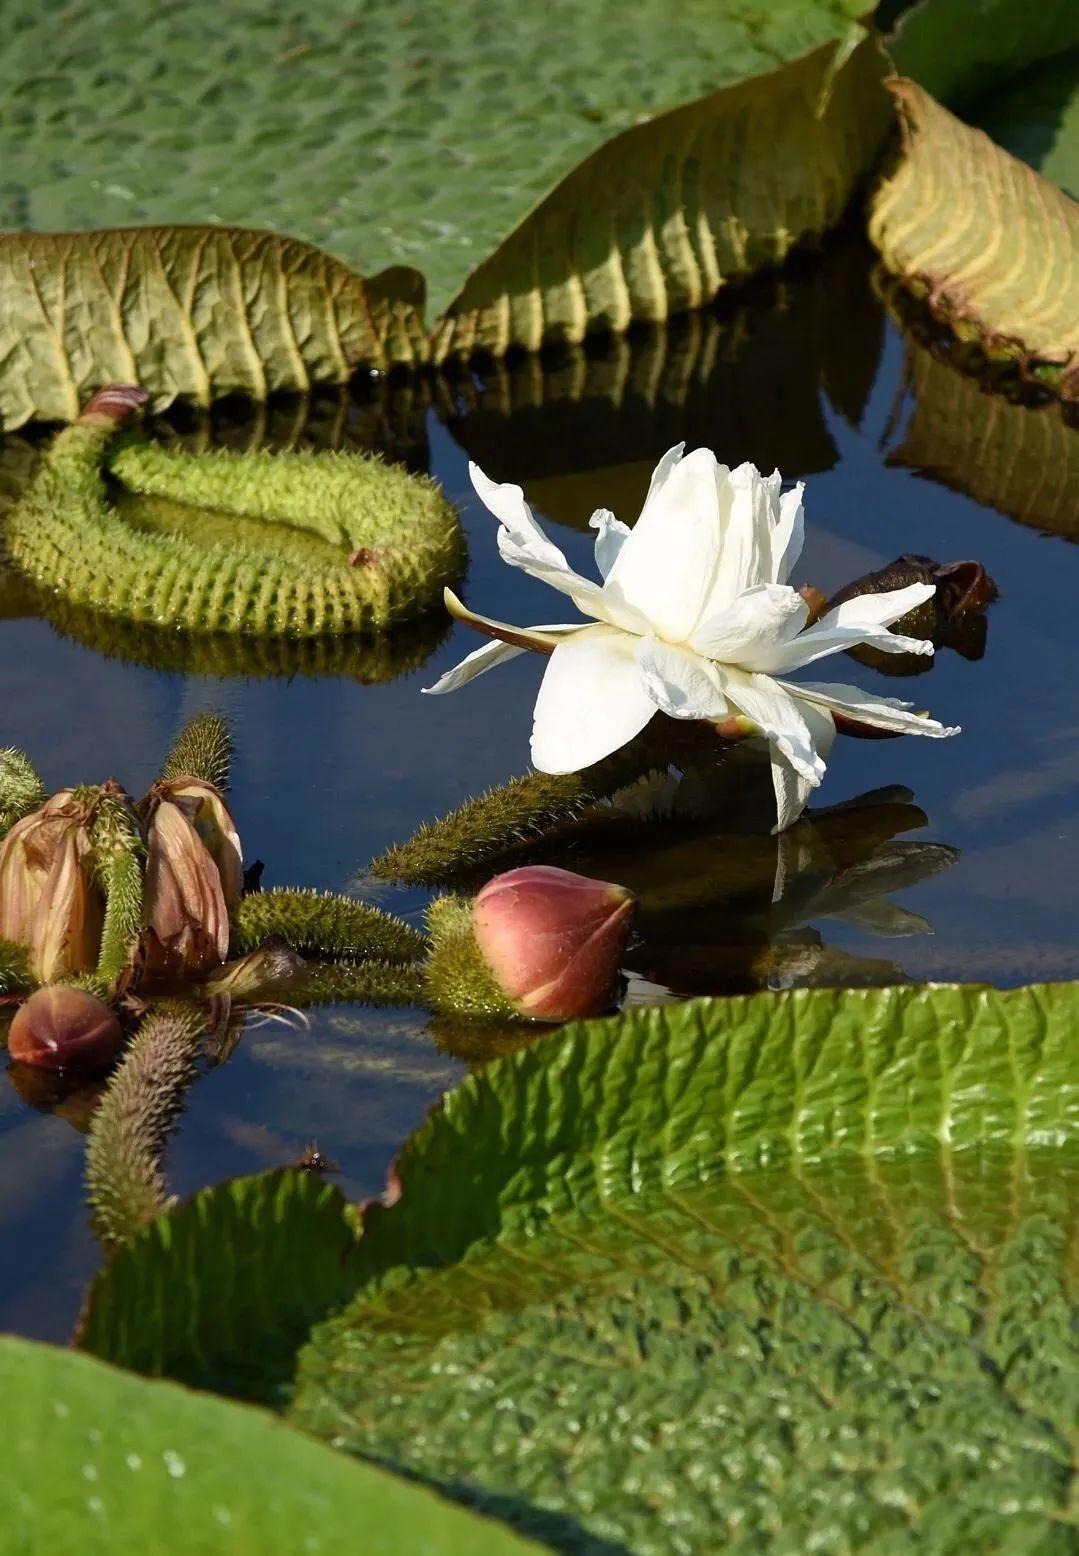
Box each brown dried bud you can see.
[142,779,243,981]
[0,792,104,983]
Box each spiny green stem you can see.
[0,747,46,837]
[6,416,464,638]
[159,712,233,789]
[85,1003,205,1246]
[232,888,427,964]
[291,959,428,1008]
[369,744,664,886]
[89,791,144,994]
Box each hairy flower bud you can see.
[142,779,242,981]
[8,986,123,1072]
[0,792,104,983]
[473,865,635,1021]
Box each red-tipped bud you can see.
[8,987,123,1072]
[80,384,149,424]
[472,865,635,1021]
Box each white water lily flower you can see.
[426,446,960,831]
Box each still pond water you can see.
[1,240,1076,1341]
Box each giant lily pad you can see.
[0,228,426,430]
[83,984,1079,1551]
[433,36,891,359]
[287,984,1079,1552]
[0,1335,541,1555]
[886,0,1079,110]
[868,80,1079,395]
[0,0,871,319]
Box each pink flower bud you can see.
[8,986,123,1072]
[472,865,635,1021]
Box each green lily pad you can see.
[79,1168,364,1404]
[0,0,870,320]
[969,49,1079,195]
[287,984,1079,1552]
[886,0,1079,112]
[82,983,1079,1551]
[0,1335,542,1555]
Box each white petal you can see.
[770,703,836,834]
[689,583,808,664]
[636,637,730,721]
[423,622,588,695]
[771,483,804,586]
[717,666,828,786]
[784,679,961,738]
[589,508,631,580]
[424,638,526,694]
[702,463,775,615]
[531,626,657,773]
[469,462,608,618]
[602,447,729,643]
[643,442,685,505]
[746,581,938,673]
[828,582,936,629]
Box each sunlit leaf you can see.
[82,982,1079,1552]
[434,36,891,359]
[868,80,1079,395]
[286,984,1079,1552]
[0,1336,540,1555]
[0,0,872,320]
[888,334,1079,537]
[0,228,426,430]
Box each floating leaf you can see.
[80,1167,364,1403]
[434,36,891,359]
[0,228,426,431]
[969,49,1079,195]
[888,335,1079,537]
[887,0,1079,110]
[868,80,1079,394]
[0,1335,540,1555]
[82,982,1079,1554]
[0,0,873,319]
[283,985,1079,1552]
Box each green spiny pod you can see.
[89,788,144,994]
[423,896,516,1021]
[6,393,465,639]
[85,1002,204,1246]
[0,748,46,838]
[0,936,32,995]
[159,712,233,790]
[232,887,427,964]
[291,959,427,1008]
[370,745,664,886]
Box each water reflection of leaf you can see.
[887,332,1079,536]
[0,574,451,684]
[446,239,885,525]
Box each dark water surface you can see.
[1,241,1076,1340]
